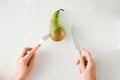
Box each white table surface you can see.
[0,0,120,80]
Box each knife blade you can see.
[39,34,50,45]
[71,26,81,54]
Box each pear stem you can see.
[58,9,64,12]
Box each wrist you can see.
[11,74,26,80]
[83,76,96,80]
[89,78,96,80]
[90,75,96,80]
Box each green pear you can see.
[49,9,65,41]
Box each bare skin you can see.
[11,44,40,80]
[77,48,96,80]
[11,46,96,80]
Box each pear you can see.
[49,9,65,41]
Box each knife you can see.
[39,34,50,45]
[71,26,81,54]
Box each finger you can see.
[79,65,82,73]
[84,56,87,60]
[83,56,88,66]
[80,48,92,62]
[79,55,85,70]
[25,44,40,60]
[30,44,40,53]
[76,59,80,65]
[19,48,32,58]
[28,55,35,70]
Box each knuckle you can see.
[80,56,83,60]
[20,58,26,63]
[89,61,96,67]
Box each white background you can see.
[0,0,120,80]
